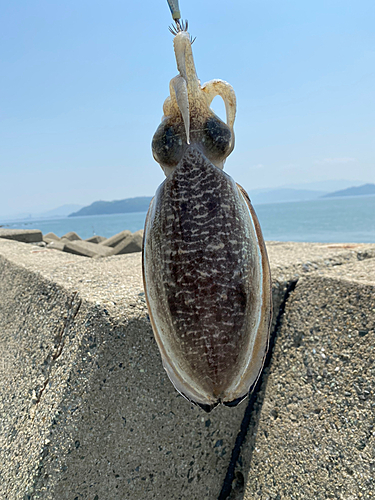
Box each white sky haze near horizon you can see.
[1,0,374,216]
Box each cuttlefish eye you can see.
[152,122,184,168]
[202,116,232,160]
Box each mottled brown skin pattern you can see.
[145,146,264,404]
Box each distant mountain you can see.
[0,204,84,222]
[68,189,331,217]
[0,212,34,223]
[322,183,375,198]
[249,188,327,205]
[63,182,375,218]
[39,204,84,217]
[69,197,153,217]
[281,179,364,192]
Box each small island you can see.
[322,183,375,198]
[69,197,153,217]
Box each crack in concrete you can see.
[33,291,82,406]
[22,292,83,500]
[218,279,298,500]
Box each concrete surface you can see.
[42,231,143,258]
[241,258,375,500]
[62,239,114,258]
[0,229,42,243]
[43,232,60,244]
[86,235,107,244]
[0,239,374,499]
[61,231,81,241]
[46,240,66,252]
[110,230,143,255]
[101,230,132,248]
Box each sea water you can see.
[1,195,375,244]
[255,195,375,243]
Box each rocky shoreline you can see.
[0,228,143,258]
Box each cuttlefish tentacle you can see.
[144,24,272,412]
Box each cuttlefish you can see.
[142,22,272,412]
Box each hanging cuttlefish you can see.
[142,5,272,412]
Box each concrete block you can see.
[0,228,42,243]
[242,258,375,500]
[47,240,66,252]
[85,235,107,244]
[61,231,81,241]
[0,238,374,499]
[43,232,60,244]
[101,230,132,247]
[110,230,143,255]
[63,240,113,258]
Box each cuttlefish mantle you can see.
[152,25,237,176]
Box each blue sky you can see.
[1,0,374,216]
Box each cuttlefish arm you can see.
[144,23,272,412]
[201,79,237,130]
[169,75,190,144]
[153,28,237,174]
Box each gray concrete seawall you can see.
[0,239,374,499]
